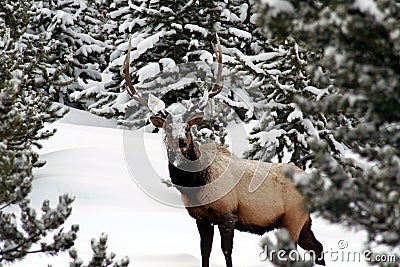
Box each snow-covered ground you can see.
[16,107,369,267]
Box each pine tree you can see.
[259,0,400,263]
[236,37,341,169]
[1,2,77,261]
[72,0,222,127]
[68,233,129,267]
[1,1,129,265]
[260,229,314,267]
[73,0,343,171]
[28,0,108,106]
[72,0,267,131]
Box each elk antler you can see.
[191,33,224,111]
[209,33,223,98]
[120,35,148,107]
[121,34,222,115]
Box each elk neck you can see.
[167,140,208,189]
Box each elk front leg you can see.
[218,215,237,267]
[196,218,214,267]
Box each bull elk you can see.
[121,34,325,267]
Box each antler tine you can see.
[209,33,223,98]
[120,35,148,107]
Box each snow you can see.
[301,118,319,137]
[113,31,176,67]
[54,10,75,29]
[199,128,213,137]
[76,44,105,57]
[304,86,329,101]
[110,6,130,20]
[160,6,174,14]
[119,18,147,32]
[253,129,284,147]
[148,94,166,114]
[262,0,295,16]
[287,105,303,123]
[229,28,252,40]
[292,172,312,187]
[236,52,283,76]
[352,0,384,22]
[189,39,199,49]
[238,4,249,22]
[221,9,231,21]
[199,50,213,63]
[216,95,251,113]
[168,113,187,140]
[16,107,369,267]
[135,32,170,58]
[159,58,176,70]
[184,24,208,37]
[137,63,161,83]
[166,77,196,91]
[171,23,183,30]
[56,105,117,129]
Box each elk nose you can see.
[178,138,187,148]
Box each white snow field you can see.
[15,107,371,267]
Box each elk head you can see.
[121,34,223,163]
[150,108,204,158]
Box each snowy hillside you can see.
[16,108,368,267]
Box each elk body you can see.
[149,112,325,267]
[122,35,325,267]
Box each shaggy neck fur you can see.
[167,140,208,189]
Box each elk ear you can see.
[188,112,204,127]
[150,116,165,128]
